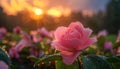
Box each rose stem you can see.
[77,57,82,69]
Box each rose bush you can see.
[0,22,120,69]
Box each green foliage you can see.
[111,63,120,69]
[35,42,42,50]
[82,54,113,69]
[86,46,97,54]
[0,48,11,65]
[106,35,117,43]
[56,61,79,69]
[19,47,30,57]
[11,33,20,42]
[97,36,106,50]
[31,54,62,66]
[28,56,39,62]
[107,56,120,63]
[0,40,10,48]
[106,56,120,69]
[113,42,120,49]
[41,38,51,51]
[82,55,120,69]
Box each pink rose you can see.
[9,47,19,59]
[53,22,97,65]
[98,30,108,37]
[15,31,33,52]
[37,27,50,38]
[30,30,42,43]
[13,26,21,34]
[116,30,120,42]
[104,41,112,50]
[0,27,7,40]
[49,30,55,38]
[0,61,8,69]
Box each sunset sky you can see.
[0,0,109,16]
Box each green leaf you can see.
[113,42,120,49]
[35,54,62,66]
[82,55,113,69]
[87,46,97,54]
[12,33,20,42]
[106,35,117,43]
[28,56,39,62]
[97,36,106,50]
[19,47,30,56]
[106,56,120,69]
[106,56,120,63]
[10,64,18,69]
[111,62,120,69]
[56,61,79,69]
[35,42,42,50]
[0,48,11,65]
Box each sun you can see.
[29,8,44,20]
[34,8,43,15]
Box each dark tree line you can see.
[104,0,120,34]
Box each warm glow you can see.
[34,8,43,15]
[0,0,72,18]
[47,8,62,17]
[33,0,46,8]
[63,8,71,17]
[29,8,44,20]
[47,7,71,17]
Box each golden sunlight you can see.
[29,8,44,20]
[34,8,43,16]
[47,8,62,17]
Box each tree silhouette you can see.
[105,0,120,34]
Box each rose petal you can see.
[83,28,92,38]
[69,22,84,29]
[15,39,31,52]
[54,27,67,41]
[69,22,84,36]
[60,38,82,51]
[53,40,71,51]
[61,51,80,65]
[63,28,81,39]
[9,48,19,59]
[21,31,31,41]
[83,37,97,49]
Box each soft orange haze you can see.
[0,0,71,17]
[0,0,109,17]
